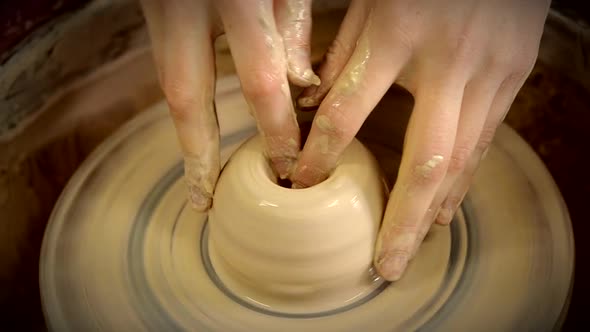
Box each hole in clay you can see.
[277,178,293,188]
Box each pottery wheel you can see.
[40,76,573,331]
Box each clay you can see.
[208,134,388,313]
[415,155,445,178]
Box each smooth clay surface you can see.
[208,135,388,314]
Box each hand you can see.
[291,0,550,280]
[139,0,319,210]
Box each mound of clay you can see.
[208,135,387,314]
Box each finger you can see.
[216,0,300,179]
[410,74,500,260]
[290,22,410,188]
[140,0,219,211]
[297,0,370,108]
[410,180,450,258]
[407,61,505,257]
[274,0,320,87]
[419,73,499,226]
[436,69,531,225]
[400,112,440,258]
[374,69,466,281]
[399,103,450,259]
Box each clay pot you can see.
[208,135,388,313]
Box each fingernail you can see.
[187,183,212,212]
[289,65,321,88]
[301,69,321,86]
[376,252,408,281]
[436,207,454,225]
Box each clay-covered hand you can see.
[139,0,319,211]
[291,0,550,280]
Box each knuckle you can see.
[326,127,349,143]
[385,225,418,253]
[331,37,353,55]
[325,121,352,142]
[389,248,412,258]
[162,79,202,121]
[489,51,536,81]
[317,104,354,141]
[241,69,283,102]
[286,37,310,51]
[487,52,515,73]
[265,136,299,159]
[391,221,419,234]
[448,145,473,173]
[282,25,311,49]
[505,65,533,90]
[448,34,477,65]
[477,126,496,151]
[389,22,414,53]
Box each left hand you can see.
[290,0,551,280]
[139,0,318,211]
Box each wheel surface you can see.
[40,76,573,332]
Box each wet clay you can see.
[208,134,388,313]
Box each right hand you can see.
[290,0,549,281]
[139,0,320,210]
